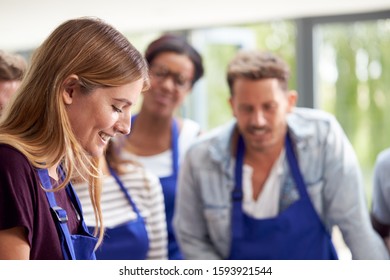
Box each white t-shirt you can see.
[121,118,201,177]
[241,148,286,219]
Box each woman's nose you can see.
[115,114,131,135]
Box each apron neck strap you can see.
[107,163,142,216]
[37,168,76,260]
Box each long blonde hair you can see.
[0,17,149,246]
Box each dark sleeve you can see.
[0,145,39,246]
[371,213,390,238]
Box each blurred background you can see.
[1,0,390,209]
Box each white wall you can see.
[1,0,390,51]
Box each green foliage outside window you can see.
[317,19,390,203]
[203,21,296,129]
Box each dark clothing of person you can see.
[0,144,81,259]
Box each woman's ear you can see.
[62,74,79,105]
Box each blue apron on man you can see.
[228,133,338,260]
[38,168,97,260]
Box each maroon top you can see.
[0,144,81,259]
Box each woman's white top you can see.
[121,118,201,177]
[242,148,286,219]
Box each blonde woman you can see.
[0,17,149,260]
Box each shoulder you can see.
[182,118,201,132]
[141,166,162,189]
[375,148,390,171]
[0,144,33,172]
[288,108,345,142]
[177,118,202,159]
[179,118,201,140]
[121,164,162,193]
[0,143,28,159]
[288,107,338,127]
[185,120,235,164]
[0,144,41,230]
[122,165,165,211]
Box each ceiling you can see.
[1,0,390,51]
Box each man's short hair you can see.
[227,50,290,95]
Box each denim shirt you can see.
[173,107,389,260]
[372,148,390,224]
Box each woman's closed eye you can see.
[112,105,122,113]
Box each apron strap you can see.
[171,119,179,177]
[107,163,142,216]
[37,168,76,260]
[57,166,91,233]
[232,134,245,238]
[285,133,308,199]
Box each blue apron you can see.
[38,168,97,260]
[93,165,149,260]
[131,115,182,259]
[228,133,338,260]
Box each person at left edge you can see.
[0,17,149,260]
[0,50,27,116]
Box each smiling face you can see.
[230,78,297,154]
[142,52,194,118]
[63,76,143,157]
